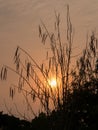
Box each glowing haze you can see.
[48,78,57,88]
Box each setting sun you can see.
[48,78,57,88]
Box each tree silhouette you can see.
[0,5,98,130]
[0,5,73,117]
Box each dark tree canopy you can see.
[0,6,98,130]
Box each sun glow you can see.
[48,78,57,88]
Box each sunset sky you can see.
[0,0,98,119]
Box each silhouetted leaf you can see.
[0,67,3,80]
[26,62,31,79]
[39,25,42,38]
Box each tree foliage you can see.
[0,5,73,116]
[0,5,98,130]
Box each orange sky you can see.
[0,0,98,120]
